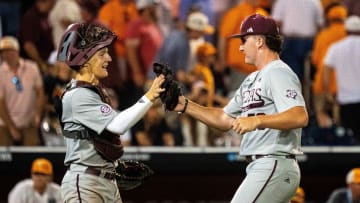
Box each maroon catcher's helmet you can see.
[57,23,116,70]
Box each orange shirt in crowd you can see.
[219,2,268,74]
[312,23,347,95]
[98,0,138,58]
[192,63,215,107]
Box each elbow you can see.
[291,106,309,128]
[298,111,309,128]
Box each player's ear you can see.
[255,35,265,49]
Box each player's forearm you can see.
[106,96,152,134]
[256,106,308,130]
[185,100,234,132]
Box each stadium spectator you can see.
[156,11,214,84]
[125,0,163,88]
[78,0,102,24]
[178,0,215,43]
[18,0,55,74]
[326,168,360,203]
[311,3,348,128]
[98,0,138,83]
[0,36,45,146]
[131,101,175,146]
[48,0,82,50]
[291,187,306,203]
[41,61,72,146]
[8,158,62,203]
[271,0,324,82]
[342,0,360,16]
[323,15,360,143]
[182,81,227,146]
[154,11,215,147]
[191,42,216,107]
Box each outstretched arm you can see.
[106,75,165,134]
[174,96,234,132]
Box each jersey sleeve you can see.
[268,68,305,113]
[71,88,117,134]
[223,86,243,117]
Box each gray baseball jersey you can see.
[224,59,304,203]
[224,59,305,156]
[61,80,117,169]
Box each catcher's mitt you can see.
[115,160,154,191]
[153,62,182,111]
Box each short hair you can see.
[264,35,283,54]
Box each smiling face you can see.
[86,47,112,80]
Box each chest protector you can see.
[54,81,123,161]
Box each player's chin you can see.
[98,70,108,78]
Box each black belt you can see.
[84,167,116,180]
[245,154,296,163]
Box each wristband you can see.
[178,98,188,114]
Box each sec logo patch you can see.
[286,89,297,99]
[100,105,111,114]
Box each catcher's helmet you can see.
[57,23,117,70]
[31,158,53,175]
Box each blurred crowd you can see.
[0,0,360,147]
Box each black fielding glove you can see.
[152,62,182,111]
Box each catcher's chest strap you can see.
[61,80,111,104]
[63,130,94,139]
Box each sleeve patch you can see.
[286,89,297,99]
[100,105,112,114]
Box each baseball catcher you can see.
[153,62,182,111]
[55,22,165,202]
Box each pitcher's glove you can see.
[153,62,182,111]
[115,160,154,191]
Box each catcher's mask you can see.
[57,23,117,70]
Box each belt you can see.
[84,167,116,180]
[245,154,296,163]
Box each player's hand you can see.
[232,116,261,135]
[145,75,165,102]
[173,96,187,113]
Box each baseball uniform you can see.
[224,59,305,203]
[60,79,122,203]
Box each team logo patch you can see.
[100,105,111,114]
[286,89,297,99]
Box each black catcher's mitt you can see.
[153,62,182,111]
[115,160,154,191]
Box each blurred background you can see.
[1,0,360,202]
